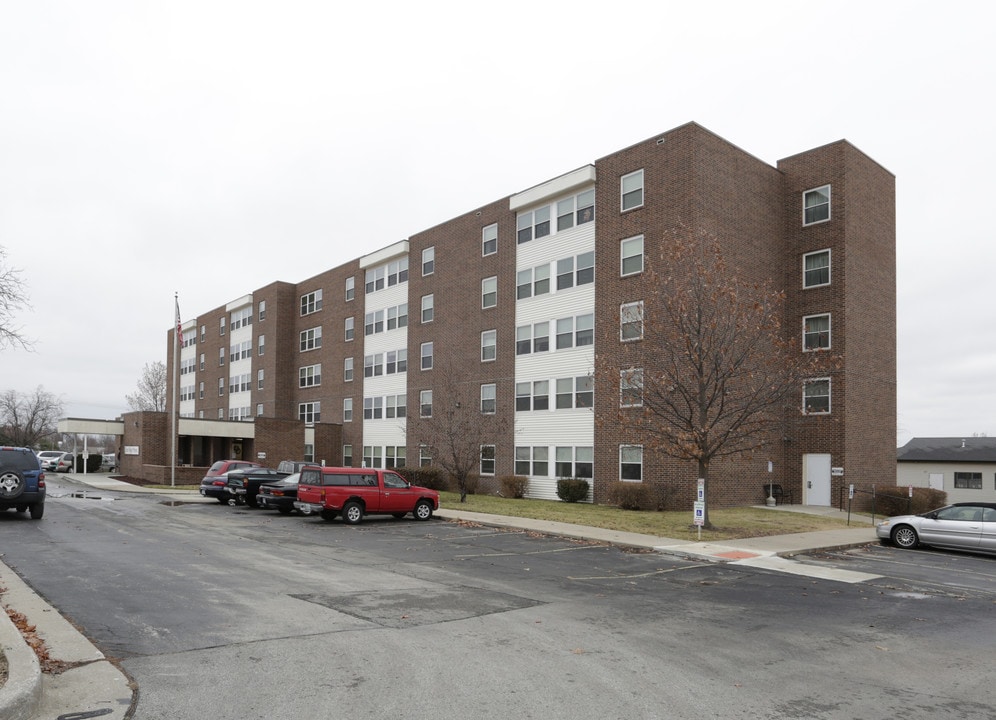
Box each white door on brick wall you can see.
[803,453,832,506]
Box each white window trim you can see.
[803,184,831,226]
[803,249,832,289]
[802,313,832,352]
[620,235,644,277]
[621,169,645,212]
[803,377,832,415]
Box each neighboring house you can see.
[897,437,996,504]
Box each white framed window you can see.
[364,353,384,378]
[219,347,225,366]
[345,317,354,341]
[515,446,548,476]
[300,327,322,351]
[482,223,498,256]
[621,169,644,211]
[299,402,320,423]
[517,206,551,244]
[219,317,226,336]
[421,342,433,370]
[256,403,264,417]
[387,258,408,286]
[517,264,551,300]
[344,357,354,382]
[556,446,594,480]
[556,188,595,231]
[345,276,355,301]
[231,306,253,330]
[300,289,323,316]
[365,309,385,336]
[363,396,384,420]
[803,314,831,351]
[421,294,434,323]
[480,445,496,476]
[514,380,549,412]
[258,335,265,356]
[620,301,644,341]
[258,301,266,321]
[198,381,204,399]
[199,353,205,370]
[386,303,407,331]
[803,185,831,225]
[555,376,592,409]
[420,390,433,417]
[343,398,353,422]
[386,348,407,374]
[620,445,643,481]
[385,446,406,469]
[620,368,643,407]
[385,394,406,419]
[481,330,496,362]
[365,266,385,293]
[299,364,322,388]
[422,246,435,276]
[803,249,831,288]
[621,235,644,276]
[257,369,264,390]
[363,446,383,469]
[481,383,496,414]
[341,444,351,466]
[482,277,497,308]
[803,378,831,415]
[419,445,431,467]
[200,325,206,343]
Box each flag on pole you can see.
[175,296,183,344]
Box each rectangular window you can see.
[621,301,644,341]
[575,375,593,408]
[621,236,644,276]
[386,394,406,419]
[420,390,433,417]
[199,353,205,371]
[387,257,408,286]
[620,445,643,481]
[300,364,322,388]
[804,185,831,225]
[576,251,594,285]
[534,264,550,296]
[256,403,264,417]
[557,196,574,232]
[230,306,253,330]
[480,445,496,476]
[804,250,831,288]
[200,325,206,343]
[363,396,384,420]
[422,246,435,276]
[342,444,352,467]
[576,314,593,347]
[557,256,574,290]
[199,381,204,399]
[386,348,407,374]
[532,446,548,476]
[344,357,353,382]
[575,446,593,479]
[576,189,594,225]
[220,317,226,336]
[803,314,831,351]
[343,398,353,422]
[533,322,549,353]
[953,472,983,489]
[299,401,320,423]
[516,325,531,356]
[803,378,831,414]
[517,269,532,300]
[363,446,383,469]
[515,446,531,475]
[364,353,384,378]
[556,317,573,350]
[533,380,549,410]
[482,277,497,308]
[258,335,265,356]
[482,223,498,256]
[258,301,266,321]
[365,266,385,293]
[218,377,224,396]
[620,368,643,407]
[301,289,323,316]
[345,317,354,341]
[365,309,384,336]
[555,446,573,478]
[556,377,573,409]
[345,276,355,301]
[421,342,433,370]
[219,347,225,366]
[515,382,531,411]
[421,294,434,323]
[481,383,496,414]
[621,169,644,211]
[481,330,496,362]
[257,369,264,390]
[300,327,322,351]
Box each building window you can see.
[256,403,264,416]
[218,378,225,396]
[421,342,433,370]
[300,327,322,351]
[300,364,322,388]
[386,394,406,419]
[557,189,595,231]
[363,396,384,420]
[803,314,831,351]
[620,301,644,341]
[387,258,409,286]
[364,353,384,378]
[514,446,548,476]
[575,446,593,479]
[557,256,575,291]
[481,330,496,362]
[804,185,831,225]
[363,446,383,469]
[482,277,497,308]
[198,381,204,399]
[516,322,550,356]
[480,445,496,476]
[343,398,353,422]
[953,472,983,489]
[385,446,406,469]
[345,276,355,302]
[804,250,831,288]
[620,368,643,407]
[199,353,205,371]
[803,378,831,414]
[342,444,352,466]
[301,289,323,316]
[257,369,264,390]
[231,306,253,330]
[621,169,644,211]
[420,390,432,418]
[422,246,435,276]
[345,317,354,341]
[200,325,206,343]
[258,301,266,321]
[621,236,644,276]
[220,317,226,336]
[365,266,385,293]
[556,446,592,480]
[219,347,225,366]
[419,445,431,467]
[344,357,354,382]
[421,294,434,323]
[481,384,496,414]
[258,335,265,356]
[365,310,384,336]
[620,445,643,481]
[386,348,407,374]
[576,251,594,286]
[576,314,593,346]
[517,206,551,244]
[482,223,497,256]
[387,303,408,331]
[556,377,591,409]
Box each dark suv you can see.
[0,447,46,519]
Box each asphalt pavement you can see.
[0,473,879,720]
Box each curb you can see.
[0,598,41,720]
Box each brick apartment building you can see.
[152,121,895,508]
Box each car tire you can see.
[342,501,364,525]
[0,470,26,500]
[216,497,229,505]
[320,509,338,521]
[246,496,258,508]
[277,506,292,515]
[413,500,433,521]
[891,525,919,549]
[392,512,407,519]
[29,503,44,520]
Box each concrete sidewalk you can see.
[0,474,879,720]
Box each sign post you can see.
[693,479,706,540]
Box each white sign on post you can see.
[693,501,705,526]
[697,478,705,502]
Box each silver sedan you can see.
[877,502,996,555]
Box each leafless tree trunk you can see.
[126,361,168,412]
[0,386,64,448]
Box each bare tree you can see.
[0,246,32,351]
[408,364,506,502]
[0,386,63,448]
[603,233,835,528]
[126,361,167,412]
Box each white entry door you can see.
[928,473,944,491]
[803,453,832,506]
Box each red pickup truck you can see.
[294,466,439,524]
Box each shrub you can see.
[451,472,480,496]
[607,481,651,510]
[397,466,447,491]
[499,475,528,498]
[556,478,589,503]
[875,486,947,517]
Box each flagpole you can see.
[171,293,180,488]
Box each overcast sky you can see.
[1,1,992,447]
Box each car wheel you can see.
[320,509,338,521]
[29,503,44,520]
[16,505,27,513]
[413,500,433,521]
[891,525,919,549]
[0,470,25,500]
[392,512,407,519]
[277,506,292,515]
[342,501,364,525]
[216,497,229,505]
[246,496,258,508]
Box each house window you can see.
[365,309,384,336]
[364,353,384,378]
[299,402,320,423]
[804,250,831,288]
[199,381,204,399]
[345,276,355,301]
[576,314,593,346]
[621,235,644,276]
[576,251,594,285]
[557,189,595,231]
[301,289,323,316]
[517,206,551,244]
[258,301,266,321]
[345,317,354,341]
[620,445,643,481]
[386,394,406,419]
[344,357,354,382]
[514,446,548,476]
[387,258,409,286]
[256,403,264,417]
[420,390,432,417]
[422,294,434,323]
[803,314,831,351]
[482,277,497,308]
[482,223,498,256]
[299,364,321,388]
[421,342,433,370]
[363,396,383,420]
[953,472,983,489]
[258,335,265,356]
[620,368,643,407]
[422,246,435,276]
[481,384,496,414]
[199,353,205,371]
[386,348,407,374]
[556,447,592,480]
[220,317,226,336]
[365,266,385,293]
[480,445,496,476]
[343,398,353,422]
[804,185,831,225]
[621,301,644,341]
[481,330,496,361]
[621,169,644,211]
[300,327,322,351]
[387,303,407,331]
[257,369,264,390]
[219,347,225,366]
[517,269,532,300]
[803,378,831,414]
[342,444,352,467]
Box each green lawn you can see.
[438,492,855,541]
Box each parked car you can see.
[257,473,301,514]
[226,467,291,507]
[294,466,438,524]
[1,446,46,519]
[52,452,75,473]
[199,460,262,504]
[101,453,117,472]
[36,450,63,471]
[876,502,996,555]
